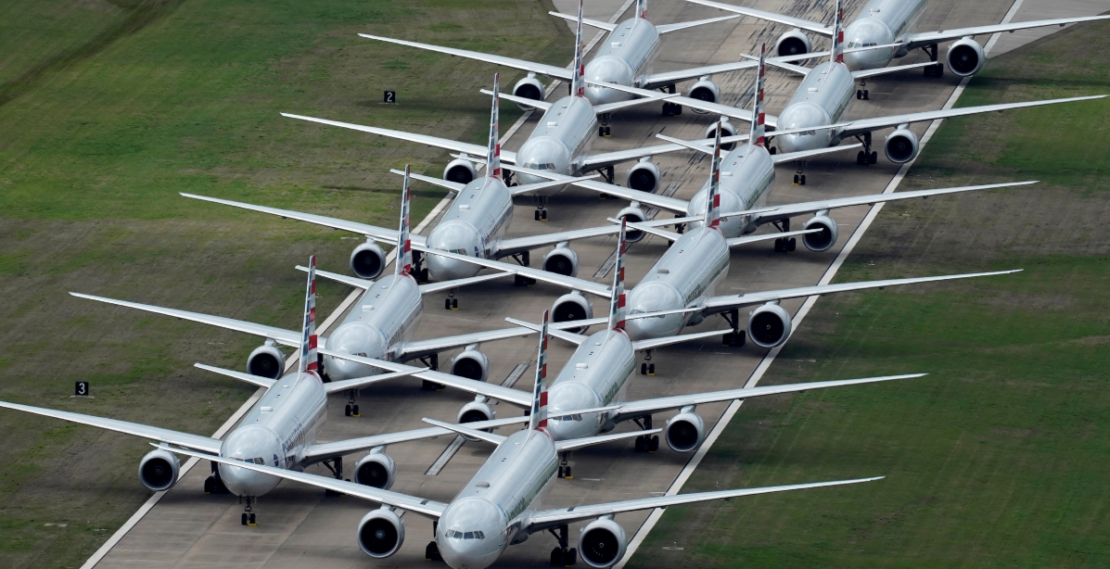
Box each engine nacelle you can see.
[665,411,706,452]
[512,73,546,110]
[802,215,839,252]
[543,244,579,277]
[946,37,985,77]
[551,291,594,333]
[578,517,628,568]
[457,398,495,424]
[747,303,793,348]
[625,160,660,194]
[450,347,490,382]
[357,507,405,558]
[138,449,179,492]
[247,342,285,379]
[615,204,647,243]
[350,241,387,280]
[775,28,812,57]
[685,76,720,112]
[704,119,739,151]
[354,450,396,490]
[884,127,920,164]
[444,157,478,185]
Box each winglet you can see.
[571,0,587,98]
[395,165,413,277]
[705,121,723,230]
[749,43,767,147]
[608,219,628,332]
[486,73,501,180]
[831,0,844,64]
[635,0,649,21]
[529,310,550,431]
[299,256,320,376]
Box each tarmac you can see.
[84,0,1105,567]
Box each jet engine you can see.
[625,159,661,194]
[615,204,647,243]
[664,409,705,452]
[552,291,594,333]
[685,76,720,111]
[357,507,405,558]
[457,397,496,424]
[350,241,387,279]
[247,342,285,379]
[354,449,396,490]
[512,73,546,110]
[704,119,739,151]
[138,449,180,492]
[946,37,985,77]
[884,127,919,164]
[578,517,628,568]
[450,346,490,382]
[543,243,579,277]
[747,303,793,348]
[774,28,812,57]
[444,157,478,184]
[802,215,839,252]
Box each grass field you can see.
[0,1,569,567]
[629,19,1110,569]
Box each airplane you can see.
[505,219,927,477]
[687,0,1110,84]
[400,126,1021,353]
[163,311,886,569]
[516,47,1037,254]
[0,256,541,526]
[587,0,1107,182]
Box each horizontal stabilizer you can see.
[296,265,373,290]
[726,227,819,248]
[194,363,278,389]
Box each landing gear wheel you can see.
[769,146,777,155]
[352,404,360,417]
[422,380,445,391]
[449,298,459,310]
[204,476,215,493]
[869,151,878,165]
[800,174,807,186]
[565,548,578,566]
[773,238,784,253]
[344,404,352,417]
[241,513,248,526]
[535,209,548,221]
[426,541,442,562]
[563,466,572,479]
[788,238,797,252]
[640,363,647,375]
[248,513,257,526]
[856,89,863,100]
[857,150,866,165]
[863,89,870,100]
[646,363,655,376]
[550,547,565,566]
[793,174,800,184]
[650,435,660,452]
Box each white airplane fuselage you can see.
[623,226,730,341]
[544,328,637,441]
[842,0,928,71]
[774,61,856,154]
[323,273,423,381]
[217,369,328,499]
[424,176,514,281]
[513,96,598,194]
[584,18,661,105]
[436,428,559,569]
[683,143,776,238]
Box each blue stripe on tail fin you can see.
[749,43,767,147]
[486,73,501,180]
[704,120,723,230]
[608,218,628,331]
[570,0,587,98]
[299,255,319,376]
[395,165,413,277]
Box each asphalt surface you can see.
[87,0,1101,567]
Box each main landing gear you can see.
[720,308,747,347]
[792,161,807,186]
[549,525,579,566]
[240,496,257,526]
[344,388,360,417]
[204,462,230,494]
[323,457,348,497]
[427,521,443,561]
[772,219,797,253]
[599,165,615,185]
[557,452,573,479]
[412,251,429,283]
[854,132,879,166]
[633,416,660,452]
[444,288,458,310]
[534,196,549,221]
[921,44,945,77]
[661,84,682,117]
[639,350,655,375]
[419,354,445,391]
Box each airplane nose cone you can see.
[775,103,830,154]
[426,222,483,281]
[686,187,744,236]
[544,382,601,441]
[841,21,894,71]
[514,138,570,191]
[323,324,386,381]
[623,284,686,341]
[584,58,634,105]
[438,499,503,569]
[218,427,282,497]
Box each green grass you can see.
[0,0,569,567]
[630,19,1110,569]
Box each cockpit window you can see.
[447,530,485,539]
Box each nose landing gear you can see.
[444,288,458,310]
[239,496,257,526]
[792,161,807,185]
[344,388,360,417]
[639,350,655,375]
[534,196,549,221]
[557,452,573,479]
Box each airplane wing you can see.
[414,248,612,298]
[417,272,515,295]
[702,269,1021,314]
[505,317,589,346]
[548,11,617,31]
[358,33,573,80]
[509,176,601,197]
[281,112,518,165]
[769,142,863,164]
[590,80,768,125]
[836,95,1106,140]
[303,415,528,463]
[593,92,679,115]
[552,428,662,453]
[752,181,1037,226]
[71,292,302,347]
[0,400,222,454]
[612,373,924,421]
[902,15,1110,50]
[655,14,741,34]
[421,418,507,446]
[850,61,935,80]
[397,326,541,362]
[726,227,818,248]
[324,370,430,394]
[497,163,691,213]
[525,476,882,532]
[630,328,733,351]
[683,0,832,36]
[167,446,447,518]
[637,49,829,90]
[181,192,426,247]
[492,225,623,258]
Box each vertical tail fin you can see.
[299,255,320,376]
[831,0,844,64]
[749,43,767,147]
[486,73,501,180]
[635,0,649,21]
[529,310,550,431]
[395,165,413,276]
[570,0,587,98]
[608,219,628,331]
[704,120,723,230]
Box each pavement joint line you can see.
[614,1,1022,565]
[81,2,636,567]
[425,435,467,476]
